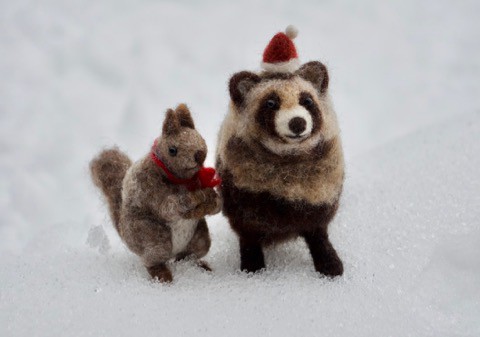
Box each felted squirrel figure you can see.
[90,104,221,282]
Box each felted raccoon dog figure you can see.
[91,104,221,282]
[216,26,344,276]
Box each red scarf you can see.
[151,141,221,191]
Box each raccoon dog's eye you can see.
[168,146,178,157]
[266,99,276,108]
[302,97,314,107]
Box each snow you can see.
[1,0,479,336]
[86,225,110,255]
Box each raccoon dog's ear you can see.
[229,71,261,107]
[296,61,329,95]
[175,103,195,129]
[162,108,180,135]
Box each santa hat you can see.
[261,25,300,73]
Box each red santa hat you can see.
[261,25,300,73]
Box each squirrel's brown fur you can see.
[91,104,221,282]
[90,148,132,233]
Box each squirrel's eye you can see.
[266,99,276,108]
[168,147,178,157]
[303,97,314,107]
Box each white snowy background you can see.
[1,0,479,336]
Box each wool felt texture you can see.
[261,25,300,73]
[223,72,339,158]
[216,27,344,275]
[151,140,221,191]
[90,104,220,282]
[262,32,298,64]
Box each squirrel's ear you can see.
[296,61,329,95]
[162,108,180,135]
[229,71,261,107]
[175,103,195,129]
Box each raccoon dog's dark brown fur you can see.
[216,62,345,277]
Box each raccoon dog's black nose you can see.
[289,117,306,135]
[194,150,206,165]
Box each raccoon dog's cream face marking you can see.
[227,61,332,155]
[253,84,322,154]
[256,89,320,144]
[275,106,312,141]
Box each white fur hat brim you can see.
[261,58,300,73]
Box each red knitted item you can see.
[150,142,221,191]
[263,32,298,64]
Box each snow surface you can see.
[1,0,480,336]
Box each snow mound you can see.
[1,113,479,337]
[86,225,110,254]
[1,0,479,335]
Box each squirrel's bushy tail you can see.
[90,148,132,234]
